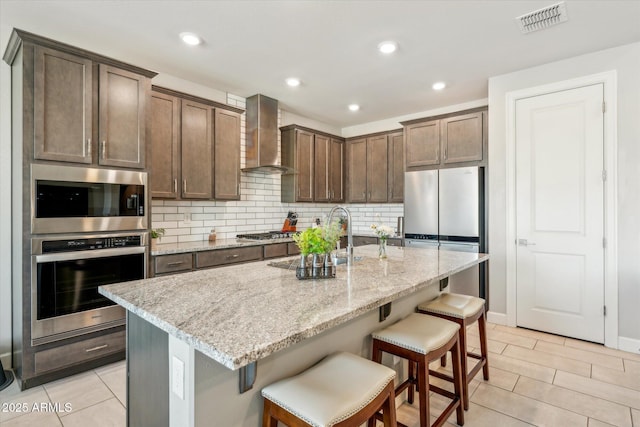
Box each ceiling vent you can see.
[516,2,568,34]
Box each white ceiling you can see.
[2,0,639,128]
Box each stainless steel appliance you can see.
[31,232,147,345]
[404,167,486,298]
[31,163,147,234]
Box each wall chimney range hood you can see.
[242,94,290,174]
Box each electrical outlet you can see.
[172,356,184,400]
[182,212,191,225]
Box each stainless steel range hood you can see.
[242,94,291,174]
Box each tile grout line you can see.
[93,366,126,411]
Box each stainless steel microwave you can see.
[31,164,148,234]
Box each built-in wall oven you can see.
[31,163,147,234]
[31,232,147,345]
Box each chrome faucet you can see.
[327,205,354,265]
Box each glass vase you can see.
[378,238,388,259]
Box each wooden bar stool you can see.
[371,313,464,427]
[417,293,489,410]
[261,351,397,427]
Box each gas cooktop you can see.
[236,231,296,240]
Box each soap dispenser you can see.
[208,228,217,242]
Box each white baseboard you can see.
[487,311,507,325]
[0,352,11,370]
[618,336,640,355]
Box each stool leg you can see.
[381,386,398,427]
[458,320,470,411]
[408,360,415,404]
[478,310,490,381]
[262,400,278,427]
[369,340,384,427]
[451,339,465,426]
[418,358,430,427]
[440,354,447,368]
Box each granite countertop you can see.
[150,237,293,256]
[100,245,488,370]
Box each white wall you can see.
[488,42,640,342]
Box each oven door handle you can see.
[34,246,147,263]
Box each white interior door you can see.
[515,83,604,343]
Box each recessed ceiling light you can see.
[378,41,397,54]
[348,104,360,112]
[432,82,446,91]
[285,77,301,87]
[179,32,202,46]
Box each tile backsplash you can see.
[150,94,404,243]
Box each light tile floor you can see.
[0,323,638,426]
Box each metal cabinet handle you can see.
[444,146,448,160]
[167,261,184,267]
[101,141,106,159]
[87,138,91,157]
[85,344,108,353]
[183,180,187,193]
[226,254,240,260]
[174,179,178,193]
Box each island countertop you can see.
[99,245,488,370]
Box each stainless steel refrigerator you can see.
[404,166,486,298]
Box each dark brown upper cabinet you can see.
[98,65,147,169]
[366,135,389,203]
[214,109,241,200]
[346,130,402,204]
[402,107,487,171]
[281,125,344,203]
[281,127,314,202]
[388,131,404,203]
[149,86,243,201]
[23,34,155,169]
[180,99,213,199]
[150,91,180,198]
[313,135,345,203]
[33,46,93,164]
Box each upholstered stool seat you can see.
[371,313,464,427]
[261,351,397,427]
[418,293,489,410]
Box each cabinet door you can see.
[33,46,93,163]
[388,132,404,203]
[214,109,241,200]
[98,65,147,169]
[295,130,314,202]
[346,138,367,203]
[150,91,179,198]
[314,134,330,202]
[181,99,212,199]
[329,138,344,202]
[441,112,483,164]
[388,131,404,203]
[405,120,440,169]
[367,135,388,203]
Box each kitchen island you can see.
[100,245,488,427]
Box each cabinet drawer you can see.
[263,243,288,259]
[353,236,378,247]
[196,246,263,268]
[35,330,125,374]
[387,238,403,247]
[154,253,193,275]
[287,242,301,255]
